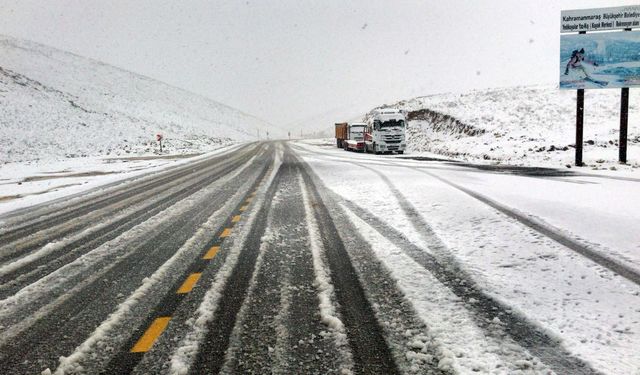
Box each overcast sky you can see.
[0,0,636,131]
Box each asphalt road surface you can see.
[0,141,637,374]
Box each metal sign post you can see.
[576,87,584,166]
[620,87,629,163]
[620,28,632,164]
[575,30,586,166]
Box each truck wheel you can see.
[397,151,404,155]
[373,143,380,155]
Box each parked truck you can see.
[335,122,366,152]
[365,108,407,154]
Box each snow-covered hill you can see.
[371,86,639,169]
[0,35,280,163]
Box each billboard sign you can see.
[560,30,640,89]
[561,5,640,33]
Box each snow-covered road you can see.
[0,140,638,374]
[294,140,640,374]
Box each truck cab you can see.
[343,123,366,152]
[365,109,407,154]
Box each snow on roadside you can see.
[168,149,283,375]
[0,143,244,218]
[299,176,354,374]
[367,85,639,169]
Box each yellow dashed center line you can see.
[232,215,241,223]
[239,205,249,212]
[203,245,220,260]
[245,197,253,203]
[131,317,171,353]
[220,228,232,238]
[176,273,202,294]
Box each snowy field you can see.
[0,34,283,164]
[371,86,640,170]
[0,35,283,215]
[294,139,640,374]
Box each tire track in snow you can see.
[296,151,399,375]
[48,155,271,375]
[293,143,640,287]
[298,159,452,375]
[171,147,284,375]
[324,175,600,374]
[0,144,262,265]
[0,143,257,247]
[218,162,344,374]
[409,167,640,288]
[0,149,262,299]
[0,151,268,375]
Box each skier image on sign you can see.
[563,48,607,86]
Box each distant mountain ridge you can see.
[0,35,280,163]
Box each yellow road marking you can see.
[131,317,171,353]
[203,246,220,260]
[245,197,253,203]
[232,215,241,223]
[239,205,248,212]
[220,228,232,238]
[177,273,202,294]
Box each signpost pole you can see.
[575,30,586,167]
[620,87,629,164]
[576,88,584,166]
[619,28,632,164]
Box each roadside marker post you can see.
[156,133,163,153]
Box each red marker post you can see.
[156,133,163,153]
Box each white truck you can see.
[364,108,407,154]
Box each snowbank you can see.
[368,86,639,169]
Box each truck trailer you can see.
[335,122,366,152]
[335,122,348,148]
[343,123,366,152]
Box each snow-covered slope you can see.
[0,35,279,163]
[371,86,639,168]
